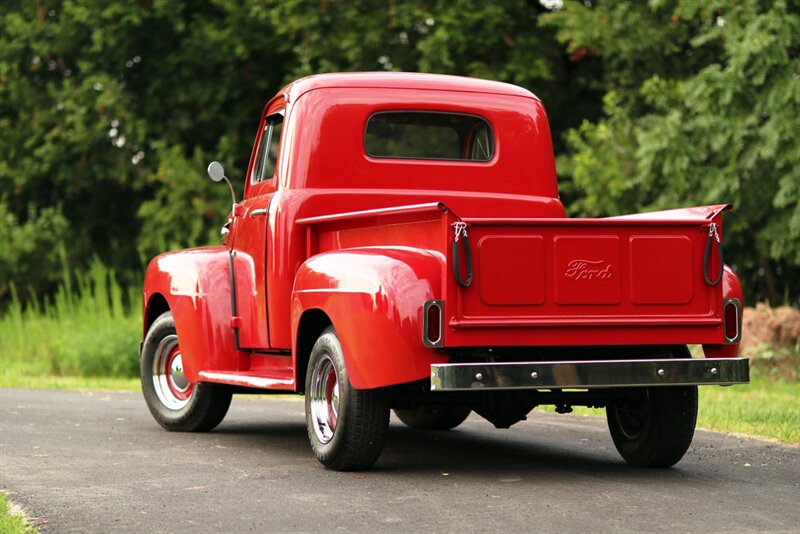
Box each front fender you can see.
[143,246,241,381]
[292,246,447,389]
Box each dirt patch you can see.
[751,356,799,382]
[741,303,799,381]
[742,303,800,351]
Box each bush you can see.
[0,201,70,305]
[0,256,140,380]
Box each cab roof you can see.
[281,72,538,103]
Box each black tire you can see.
[606,386,698,467]
[394,404,471,430]
[140,311,232,432]
[305,327,390,471]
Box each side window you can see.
[251,113,284,184]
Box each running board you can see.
[198,371,295,390]
[430,358,749,391]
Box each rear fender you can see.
[143,247,245,381]
[292,247,447,389]
[703,265,743,358]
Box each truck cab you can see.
[140,73,748,471]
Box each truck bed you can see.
[299,202,732,350]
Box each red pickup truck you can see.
[141,72,749,471]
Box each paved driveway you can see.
[1,388,798,532]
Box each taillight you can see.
[423,300,443,348]
[723,298,741,343]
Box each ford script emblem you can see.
[564,259,613,280]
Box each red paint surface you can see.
[142,73,742,392]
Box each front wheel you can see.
[606,386,697,467]
[141,311,232,432]
[305,327,390,470]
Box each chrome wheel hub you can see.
[152,335,193,410]
[309,353,340,444]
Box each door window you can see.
[251,113,284,184]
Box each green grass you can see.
[696,345,798,442]
[0,258,141,382]
[0,493,33,534]
[697,374,799,442]
[1,374,141,392]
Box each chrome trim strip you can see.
[295,202,447,226]
[430,357,749,391]
[450,316,721,328]
[249,208,268,218]
[198,371,294,390]
[422,300,444,348]
[723,298,742,344]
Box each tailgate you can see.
[444,205,730,347]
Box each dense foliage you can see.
[1,0,797,307]
[545,0,800,304]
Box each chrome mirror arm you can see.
[208,161,238,250]
[222,176,237,213]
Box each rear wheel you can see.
[394,404,471,430]
[606,386,697,467]
[305,327,390,470]
[141,311,232,432]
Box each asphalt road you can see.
[1,388,798,533]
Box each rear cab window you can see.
[365,112,493,162]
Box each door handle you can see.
[221,220,231,236]
[249,208,268,218]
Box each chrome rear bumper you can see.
[430,357,749,391]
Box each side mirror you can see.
[207,161,226,182]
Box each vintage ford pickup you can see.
[141,72,749,470]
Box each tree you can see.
[2,0,795,308]
[271,0,594,148]
[1,0,580,305]
[544,0,800,304]
[0,0,290,302]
